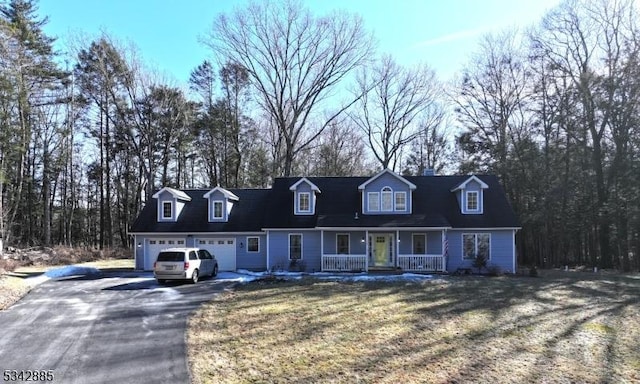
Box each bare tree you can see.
[351,55,442,170]
[205,0,374,176]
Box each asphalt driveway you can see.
[0,271,233,384]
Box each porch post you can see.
[320,230,324,272]
[396,230,400,268]
[365,230,369,272]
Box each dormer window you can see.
[395,192,406,211]
[368,192,380,211]
[290,177,320,215]
[466,191,479,211]
[298,192,310,213]
[451,175,488,215]
[203,187,239,222]
[162,201,172,219]
[213,201,224,219]
[381,187,393,211]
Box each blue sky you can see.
[38,0,560,85]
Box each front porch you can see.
[320,230,447,272]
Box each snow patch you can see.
[25,265,101,286]
[224,270,437,284]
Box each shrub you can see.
[487,265,503,276]
[288,259,306,272]
[472,254,488,273]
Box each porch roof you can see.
[316,213,450,228]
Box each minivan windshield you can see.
[157,251,184,262]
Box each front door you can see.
[371,234,393,267]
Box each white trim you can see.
[152,186,191,201]
[161,201,173,220]
[246,236,260,253]
[266,231,270,269]
[297,192,311,213]
[381,186,393,212]
[450,175,489,192]
[203,186,239,201]
[358,168,417,190]
[212,200,224,219]
[411,233,427,255]
[336,233,350,254]
[129,231,266,236]
[289,177,321,192]
[260,228,318,232]
[315,226,452,231]
[461,232,491,260]
[512,230,517,274]
[288,233,303,260]
[395,191,407,211]
[450,227,521,231]
[465,190,480,212]
[367,191,380,211]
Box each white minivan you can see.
[153,248,218,284]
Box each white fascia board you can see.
[358,168,417,190]
[152,187,192,201]
[289,177,321,192]
[450,175,489,192]
[203,186,239,201]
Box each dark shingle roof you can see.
[130,189,270,233]
[263,175,518,229]
[129,175,519,234]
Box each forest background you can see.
[1,0,639,271]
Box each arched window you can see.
[381,187,393,211]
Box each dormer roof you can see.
[450,175,489,192]
[289,177,321,193]
[152,187,192,201]
[203,186,240,201]
[358,169,417,191]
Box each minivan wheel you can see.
[191,269,199,284]
[212,265,218,278]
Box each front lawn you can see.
[188,271,640,383]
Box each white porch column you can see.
[396,230,400,267]
[320,230,324,271]
[365,230,369,271]
[266,230,270,271]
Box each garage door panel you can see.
[145,238,185,270]
[197,238,236,271]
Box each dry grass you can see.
[0,275,31,310]
[188,271,640,384]
[1,248,134,311]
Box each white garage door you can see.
[145,238,186,270]
[196,238,236,271]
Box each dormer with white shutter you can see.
[289,178,320,215]
[203,187,239,222]
[450,175,489,214]
[152,187,192,222]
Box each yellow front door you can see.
[373,235,391,266]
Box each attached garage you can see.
[196,238,237,271]
[145,237,186,270]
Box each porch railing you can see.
[397,254,445,272]
[322,254,368,272]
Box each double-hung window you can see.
[162,202,172,219]
[289,234,302,260]
[395,192,407,211]
[247,237,259,253]
[462,233,490,260]
[368,192,380,211]
[336,234,349,254]
[412,234,426,254]
[466,191,479,212]
[298,192,310,213]
[381,187,393,211]
[213,201,223,219]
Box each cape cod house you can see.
[130,169,520,273]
